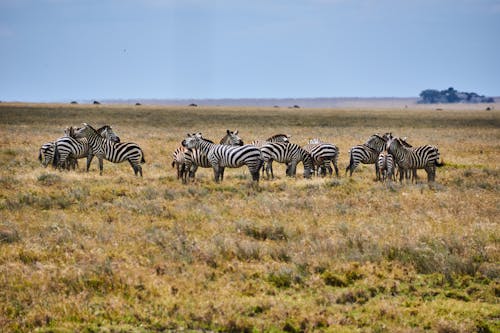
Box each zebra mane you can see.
[82,123,98,133]
[267,133,289,139]
[96,125,110,133]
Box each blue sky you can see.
[1,0,499,102]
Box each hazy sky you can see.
[1,0,499,102]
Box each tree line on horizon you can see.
[418,87,495,104]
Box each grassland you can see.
[0,103,499,332]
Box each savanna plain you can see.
[0,103,499,332]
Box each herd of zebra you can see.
[172,130,443,184]
[38,124,443,184]
[38,123,145,176]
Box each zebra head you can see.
[182,132,203,149]
[73,123,95,139]
[220,129,243,146]
[97,125,121,143]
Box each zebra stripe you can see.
[386,137,443,182]
[182,133,263,182]
[345,144,379,177]
[303,139,339,177]
[250,133,290,147]
[260,142,313,179]
[52,125,119,171]
[346,133,390,179]
[73,123,145,176]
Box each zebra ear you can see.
[226,129,231,135]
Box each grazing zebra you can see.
[303,138,339,177]
[345,133,390,179]
[377,150,394,182]
[72,123,145,176]
[345,144,380,178]
[260,142,313,179]
[182,133,263,183]
[52,125,120,172]
[39,141,78,169]
[386,136,443,182]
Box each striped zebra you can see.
[52,125,120,172]
[260,142,313,179]
[173,130,244,183]
[181,132,263,183]
[39,142,78,170]
[345,133,390,179]
[72,123,145,176]
[377,150,395,182]
[171,145,188,181]
[386,136,443,182]
[303,138,339,177]
[250,134,291,176]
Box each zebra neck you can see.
[196,140,216,154]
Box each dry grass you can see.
[0,103,499,332]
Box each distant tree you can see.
[442,87,459,103]
[419,89,441,103]
[419,87,495,104]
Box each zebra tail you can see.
[141,150,146,164]
[52,142,60,168]
[38,150,42,162]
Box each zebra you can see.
[377,150,395,182]
[72,123,145,176]
[250,134,291,175]
[303,138,339,177]
[173,130,244,183]
[345,133,390,180]
[181,132,263,183]
[39,141,78,170]
[171,145,188,181]
[52,125,120,172]
[386,136,443,183]
[260,142,313,179]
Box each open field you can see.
[0,103,499,332]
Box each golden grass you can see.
[0,103,499,332]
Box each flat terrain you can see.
[0,103,499,332]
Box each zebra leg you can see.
[98,157,104,176]
[333,161,339,177]
[375,163,380,181]
[212,164,221,182]
[265,160,273,179]
[189,165,198,180]
[86,154,94,172]
[220,167,225,181]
